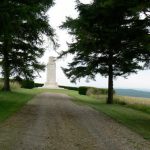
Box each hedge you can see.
[59,85,79,91]
[78,86,89,95]
[79,86,115,96]
[21,80,35,89]
[34,83,44,88]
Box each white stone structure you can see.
[44,56,59,88]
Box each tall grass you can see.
[114,95,150,114]
[0,80,21,90]
[89,93,150,114]
[114,95,150,106]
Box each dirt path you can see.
[0,93,149,150]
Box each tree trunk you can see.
[107,64,113,104]
[107,51,113,104]
[2,41,10,91]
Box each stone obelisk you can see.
[44,56,58,88]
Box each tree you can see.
[60,0,150,104]
[0,0,55,91]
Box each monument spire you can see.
[44,56,59,88]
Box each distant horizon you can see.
[35,80,150,92]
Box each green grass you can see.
[0,88,149,140]
[0,89,37,122]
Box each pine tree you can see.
[60,0,150,104]
[0,0,55,91]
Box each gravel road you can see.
[0,93,149,150]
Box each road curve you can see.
[0,93,149,150]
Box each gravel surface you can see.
[0,93,149,150]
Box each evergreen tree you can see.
[60,0,150,103]
[0,0,55,91]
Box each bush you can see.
[78,86,89,95]
[34,83,44,88]
[59,85,79,91]
[21,80,34,89]
[86,87,98,95]
[83,87,115,96]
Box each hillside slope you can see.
[116,89,150,99]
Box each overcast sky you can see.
[35,0,150,90]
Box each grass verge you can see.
[0,88,40,122]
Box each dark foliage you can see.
[21,80,35,89]
[60,0,150,103]
[34,83,44,88]
[59,85,79,91]
[78,86,89,95]
[87,87,115,95]
[0,0,55,91]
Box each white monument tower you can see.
[44,56,59,88]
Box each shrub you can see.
[86,87,115,96]
[86,87,106,96]
[34,83,44,88]
[78,86,89,95]
[86,87,98,95]
[21,80,34,89]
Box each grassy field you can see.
[0,88,149,140]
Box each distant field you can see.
[115,95,150,105]
[114,95,150,114]
[116,89,150,99]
